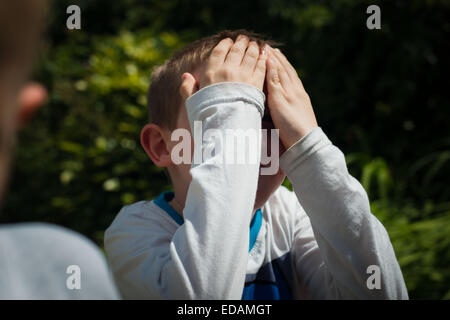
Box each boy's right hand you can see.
[180,36,267,99]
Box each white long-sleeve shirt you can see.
[104,82,408,300]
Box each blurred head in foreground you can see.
[0,0,48,208]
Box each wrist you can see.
[279,126,331,174]
[281,124,319,149]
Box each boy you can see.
[104,30,408,299]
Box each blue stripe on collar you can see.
[154,191,184,226]
[153,191,262,252]
[249,208,262,252]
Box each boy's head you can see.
[141,30,286,211]
[146,29,278,129]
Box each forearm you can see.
[166,82,264,299]
[282,127,408,299]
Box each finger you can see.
[225,34,249,66]
[266,55,283,90]
[179,72,198,100]
[267,48,290,87]
[252,45,267,87]
[272,48,300,83]
[241,41,260,70]
[208,38,234,66]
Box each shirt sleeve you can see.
[105,82,265,299]
[280,127,409,299]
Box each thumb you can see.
[179,72,198,101]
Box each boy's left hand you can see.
[265,47,318,149]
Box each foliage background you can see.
[2,0,450,299]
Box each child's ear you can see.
[140,124,173,167]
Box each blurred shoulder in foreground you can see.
[0,223,119,299]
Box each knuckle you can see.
[229,45,241,55]
[246,48,259,60]
[221,67,234,80]
[232,41,245,53]
[286,95,295,104]
[211,46,226,57]
[256,59,266,70]
[204,70,215,82]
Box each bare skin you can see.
[265,47,318,149]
